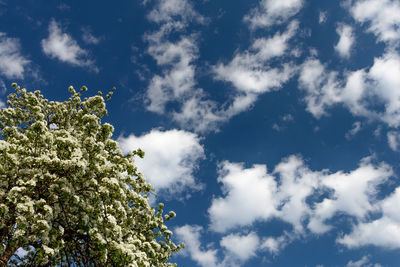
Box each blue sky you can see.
[1,0,400,266]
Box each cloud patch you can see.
[175,225,219,267]
[213,21,299,94]
[147,0,206,24]
[244,0,303,29]
[117,129,204,196]
[349,0,400,45]
[335,24,355,58]
[208,155,392,242]
[0,33,30,79]
[41,19,97,71]
[387,131,400,151]
[299,52,400,127]
[338,186,400,249]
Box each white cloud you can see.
[214,21,298,94]
[147,0,206,24]
[175,225,219,267]
[319,11,327,24]
[41,19,97,70]
[335,24,355,58]
[345,121,361,140]
[144,2,300,132]
[208,161,278,233]
[145,30,226,132]
[144,0,227,132]
[0,33,30,79]
[81,27,102,45]
[387,131,400,151]
[0,79,6,108]
[220,232,259,262]
[146,36,198,113]
[273,156,322,232]
[260,235,290,254]
[299,52,400,127]
[309,157,392,234]
[209,21,299,129]
[349,0,400,45]
[338,186,400,249]
[345,255,382,267]
[298,58,342,117]
[144,1,303,133]
[175,226,260,267]
[177,156,394,264]
[208,154,393,250]
[244,0,303,29]
[117,129,204,195]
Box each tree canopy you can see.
[0,84,183,266]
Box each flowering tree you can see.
[0,84,183,266]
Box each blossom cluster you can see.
[0,84,183,266]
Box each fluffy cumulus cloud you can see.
[349,0,400,45]
[299,52,400,127]
[178,155,395,265]
[338,186,400,249]
[208,162,278,233]
[335,24,355,58]
[220,232,259,263]
[41,19,97,71]
[0,33,30,79]
[174,225,219,267]
[175,226,259,267]
[117,129,204,195]
[308,157,392,234]
[208,155,393,242]
[244,0,303,29]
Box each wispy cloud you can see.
[81,26,102,45]
[345,121,362,140]
[214,21,299,94]
[387,131,400,151]
[41,19,97,71]
[345,255,383,267]
[147,0,206,24]
[143,0,303,133]
[319,11,327,24]
[244,0,303,29]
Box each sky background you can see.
[1,0,400,266]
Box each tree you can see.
[0,84,183,266]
